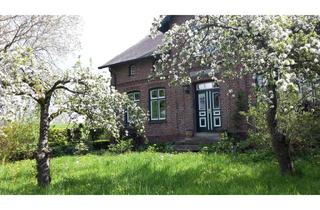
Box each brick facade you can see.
[109,58,253,142]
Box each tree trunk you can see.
[36,100,51,186]
[266,85,294,175]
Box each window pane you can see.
[151,100,159,120]
[159,99,166,119]
[154,62,162,71]
[197,82,218,90]
[128,93,134,100]
[199,117,206,127]
[151,90,158,99]
[134,92,140,101]
[213,93,220,108]
[198,93,206,110]
[158,89,165,98]
[129,65,136,76]
[214,117,221,127]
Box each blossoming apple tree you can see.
[151,15,320,175]
[0,49,146,186]
[0,15,147,186]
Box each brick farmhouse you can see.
[99,15,254,143]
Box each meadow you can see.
[0,152,319,195]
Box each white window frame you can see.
[196,82,219,90]
[212,92,220,109]
[150,88,166,121]
[198,93,206,110]
[213,116,221,127]
[129,65,136,76]
[199,117,207,127]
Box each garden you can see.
[1,15,320,195]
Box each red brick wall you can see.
[110,58,183,142]
[109,57,253,142]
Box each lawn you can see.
[0,152,319,195]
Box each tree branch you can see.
[14,91,40,103]
[54,85,85,95]
[48,108,66,122]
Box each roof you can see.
[98,33,164,69]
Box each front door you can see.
[196,82,221,132]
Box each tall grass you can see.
[0,152,319,195]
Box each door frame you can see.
[195,81,221,132]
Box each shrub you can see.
[48,127,69,146]
[285,111,320,155]
[48,127,69,156]
[154,143,175,153]
[200,132,234,153]
[242,101,273,151]
[0,121,39,162]
[243,90,320,156]
[232,90,248,131]
[109,139,133,154]
[92,139,110,150]
[146,144,158,152]
[120,126,147,150]
[74,141,90,155]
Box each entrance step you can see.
[175,132,220,145]
[194,132,220,140]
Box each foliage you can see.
[0,121,39,163]
[48,127,69,147]
[146,144,158,152]
[244,90,320,155]
[0,15,147,143]
[281,109,320,155]
[92,139,110,150]
[119,126,147,150]
[243,100,273,151]
[0,15,81,122]
[73,141,90,155]
[232,90,247,131]
[0,15,147,186]
[146,143,175,153]
[151,15,320,92]
[108,139,134,154]
[0,152,320,194]
[201,132,234,153]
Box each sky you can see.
[1,0,319,73]
[79,13,156,71]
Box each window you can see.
[126,91,140,123]
[213,116,221,127]
[198,93,206,110]
[256,74,265,88]
[199,117,206,127]
[213,92,220,109]
[153,61,162,72]
[196,82,219,90]
[128,65,136,76]
[128,91,140,102]
[150,88,166,121]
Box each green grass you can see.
[0,152,319,195]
